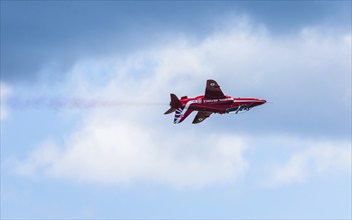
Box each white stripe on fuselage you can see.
[174,100,198,124]
[233,99,263,102]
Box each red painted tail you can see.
[164,94,183,114]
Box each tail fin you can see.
[164,94,183,114]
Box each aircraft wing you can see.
[192,111,212,124]
[204,79,226,99]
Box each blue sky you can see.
[1,1,351,219]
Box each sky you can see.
[1,1,351,219]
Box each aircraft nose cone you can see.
[260,99,267,105]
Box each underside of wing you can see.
[192,111,213,124]
[204,79,226,99]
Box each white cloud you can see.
[1,82,12,121]
[11,19,351,188]
[264,139,351,187]
[13,119,248,188]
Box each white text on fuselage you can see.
[202,98,232,103]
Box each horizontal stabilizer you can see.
[164,108,176,114]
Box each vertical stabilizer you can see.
[164,94,183,114]
[170,94,182,108]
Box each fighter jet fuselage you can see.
[164,79,266,124]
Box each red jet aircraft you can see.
[164,79,266,124]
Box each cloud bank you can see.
[10,19,351,188]
[1,82,12,121]
[263,138,351,187]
